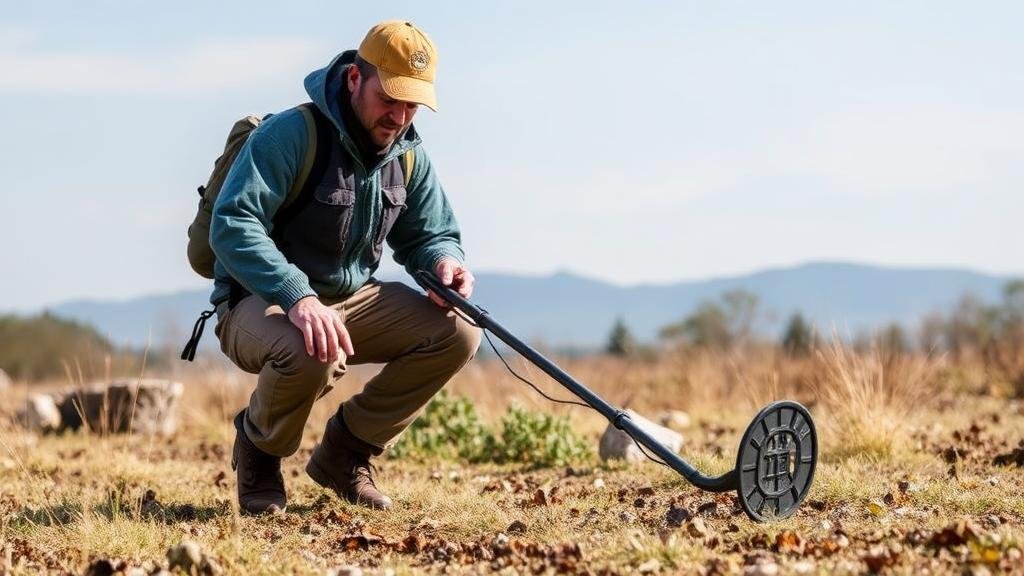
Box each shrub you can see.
[482,403,592,468]
[391,392,592,468]
[390,390,494,461]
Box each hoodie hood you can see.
[303,50,421,163]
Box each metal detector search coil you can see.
[413,270,819,522]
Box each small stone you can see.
[491,533,510,551]
[592,478,606,489]
[666,505,691,527]
[166,541,203,574]
[619,510,637,523]
[686,517,708,537]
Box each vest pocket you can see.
[372,186,407,260]
[309,185,356,254]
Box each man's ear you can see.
[346,65,360,94]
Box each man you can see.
[209,20,481,514]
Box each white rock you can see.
[598,409,683,463]
[22,394,61,432]
[657,409,692,430]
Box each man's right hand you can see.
[287,296,354,363]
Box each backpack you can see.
[181,103,415,361]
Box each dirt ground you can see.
[1,349,1022,574]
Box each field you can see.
[1,345,1023,575]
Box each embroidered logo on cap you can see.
[409,51,430,73]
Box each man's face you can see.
[348,67,419,149]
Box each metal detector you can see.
[414,270,818,522]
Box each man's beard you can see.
[354,90,404,150]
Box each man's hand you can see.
[427,258,475,308]
[287,296,354,363]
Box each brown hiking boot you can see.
[305,411,392,510]
[231,410,286,515]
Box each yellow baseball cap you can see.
[358,20,439,112]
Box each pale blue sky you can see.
[1,1,1021,312]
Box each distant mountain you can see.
[47,262,1015,352]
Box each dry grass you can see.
[1,344,1022,574]
[812,338,936,461]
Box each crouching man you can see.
[209,21,481,514]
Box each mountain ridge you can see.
[45,261,1017,350]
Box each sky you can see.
[1,1,1021,312]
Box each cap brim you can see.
[379,70,438,112]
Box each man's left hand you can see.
[428,258,474,308]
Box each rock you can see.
[167,541,203,574]
[598,409,684,463]
[686,518,708,537]
[491,533,510,552]
[21,394,61,432]
[658,409,692,430]
[666,505,691,527]
[59,379,184,436]
[166,540,221,576]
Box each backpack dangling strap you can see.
[180,307,217,362]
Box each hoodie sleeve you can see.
[387,146,466,276]
[209,110,318,311]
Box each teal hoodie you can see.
[209,51,465,311]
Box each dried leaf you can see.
[867,500,887,517]
[774,530,805,555]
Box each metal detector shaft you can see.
[414,270,737,492]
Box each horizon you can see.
[18,259,1020,314]
[2,2,1022,312]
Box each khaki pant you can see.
[214,279,482,457]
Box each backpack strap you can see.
[284,103,322,208]
[271,104,333,238]
[400,148,415,187]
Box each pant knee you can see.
[449,317,482,362]
[269,331,345,384]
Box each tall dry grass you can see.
[811,337,936,461]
